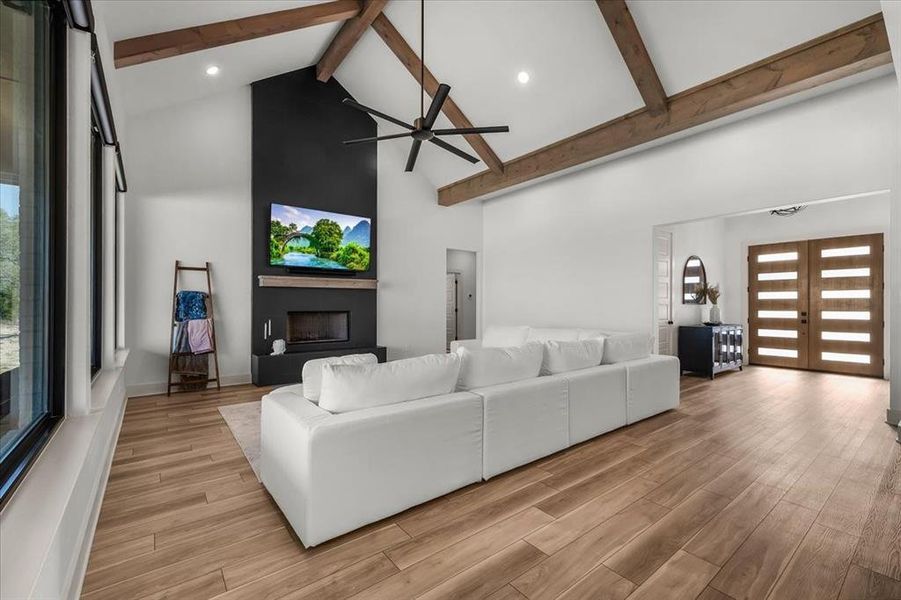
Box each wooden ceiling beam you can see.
[316,0,389,82]
[114,0,362,69]
[370,13,505,175]
[596,0,668,116]
[438,13,891,206]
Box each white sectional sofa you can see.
[261,325,679,547]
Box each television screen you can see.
[269,203,371,272]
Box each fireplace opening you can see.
[286,311,350,344]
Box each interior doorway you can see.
[652,190,890,379]
[749,233,884,377]
[654,230,675,355]
[446,249,478,349]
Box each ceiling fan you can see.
[341,0,509,172]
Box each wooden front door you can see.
[748,233,884,377]
[748,240,810,369]
[808,233,884,376]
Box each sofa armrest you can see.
[450,339,482,353]
[260,392,329,545]
[261,391,483,547]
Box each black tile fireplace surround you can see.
[250,67,384,386]
[251,288,384,386]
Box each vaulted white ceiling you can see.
[96,0,884,190]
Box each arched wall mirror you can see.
[682,255,707,304]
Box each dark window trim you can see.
[0,0,68,509]
[61,0,93,32]
[113,188,119,347]
[90,116,102,376]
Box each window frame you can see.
[90,114,102,376]
[114,188,119,348]
[0,0,68,508]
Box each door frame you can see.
[653,229,675,355]
[748,233,884,377]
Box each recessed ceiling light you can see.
[517,71,530,85]
[205,65,220,76]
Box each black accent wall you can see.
[251,67,378,358]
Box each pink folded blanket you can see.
[187,319,213,354]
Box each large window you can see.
[0,0,66,504]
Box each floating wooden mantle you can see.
[258,275,377,290]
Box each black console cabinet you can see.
[678,325,743,379]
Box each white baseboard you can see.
[127,373,253,398]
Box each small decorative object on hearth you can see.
[272,339,286,355]
[706,284,722,324]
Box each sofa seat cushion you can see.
[601,332,654,364]
[474,376,569,479]
[556,364,627,445]
[318,353,461,413]
[301,353,378,402]
[456,343,543,391]
[482,325,530,348]
[541,339,605,375]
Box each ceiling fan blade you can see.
[432,126,510,135]
[343,132,412,145]
[423,83,450,129]
[342,98,414,130]
[429,137,479,164]
[405,139,423,172]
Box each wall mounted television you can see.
[269,203,371,272]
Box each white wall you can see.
[378,144,483,359]
[124,88,252,395]
[447,249,478,340]
[665,218,726,329]
[481,76,898,336]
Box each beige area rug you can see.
[218,401,262,481]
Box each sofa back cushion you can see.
[576,329,606,340]
[482,325,530,348]
[456,342,543,391]
[301,353,378,402]
[600,332,654,364]
[318,353,461,413]
[479,325,653,363]
[541,338,605,375]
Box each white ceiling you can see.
[98,0,884,190]
[629,0,883,94]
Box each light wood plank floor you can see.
[82,367,900,600]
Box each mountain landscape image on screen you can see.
[270,203,371,271]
